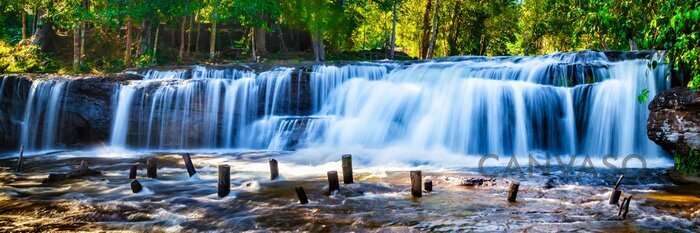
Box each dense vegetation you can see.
[0,0,697,86]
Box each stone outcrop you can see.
[647,86,700,156]
[0,74,140,151]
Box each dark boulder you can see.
[647,86,700,156]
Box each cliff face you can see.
[0,69,314,151]
[0,74,141,151]
[647,87,700,156]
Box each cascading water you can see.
[19,79,70,151]
[109,51,670,164]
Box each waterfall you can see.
[108,51,670,160]
[19,79,70,151]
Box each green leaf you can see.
[638,89,650,104]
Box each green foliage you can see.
[0,41,57,73]
[0,0,696,75]
[135,52,153,68]
[645,0,700,90]
[675,150,700,174]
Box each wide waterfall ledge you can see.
[0,50,673,167]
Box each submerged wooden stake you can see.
[131,179,143,193]
[424,179,433,192]
[327,171,340,194]
[15,145,24,173]
[147,159,157,178]
[609,175,624,205]
[129,165,138,179]
[410,170,422,197]
[609,190,622,205]
[508,182,520,202]
[218,165,230,197]
[182,153,196,177]
[621,196,633,219]
[269,159,279,180]
[342,154,353,184]
[295,186,309,204]
[613,175,625,190]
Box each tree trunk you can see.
[179,16,186,61]
[80,22,85,62]
[73,23,80,71]
[254,26,268,56]
[390,0,397,59]
[426,0,440,59]
[32,10,57,52]
[186,15,193,56]
[153,21,160,64]
[628,39,637,51]
[420,0,433,59]
[22,12,27,40]
[32,7,38,35]
[195,12,201,54]
[251,29,257,61]
[277,20,286,52]
[210,20,217,61]
[80,0,88,62]
[311,28,324,61]
[137,20,151,57]
[125,19,133,68]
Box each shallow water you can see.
[1,150,698,232]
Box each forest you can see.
[0,0,698,87]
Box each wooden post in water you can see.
[129,165,138,179]
[269,159,279,180]
[218,165,230,197]
[131,179,143,193]
[295,186,309,204]
[147,159,157,178]
[410,171,422,197]
[424,179,433,192]
[609,190,622,205]
[609,175,624,205]
[620,196,632,219]
[327,171,340,194]
[15,145,24,173]
[342,154,353,184]
[508,182,520,202]
[182,153,197,177]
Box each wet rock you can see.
[459,177,498,187]
[647,86,700,156]
[41,162,102,184]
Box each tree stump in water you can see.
[424,180,433,192]
[147,159,157,178]
[508,182,520,202]
[609,175,624,205]
[269,159,279,180]
[410,171,422,197]
[218,165,230,197]
[610,190,622,205]
[129,165,138,179]
[327,171,340,195]
[342,154,353,184]
[182,153,197,177]
[295,186,309,204]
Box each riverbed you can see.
[1,150,698,232]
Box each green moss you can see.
[675,149,700,174]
